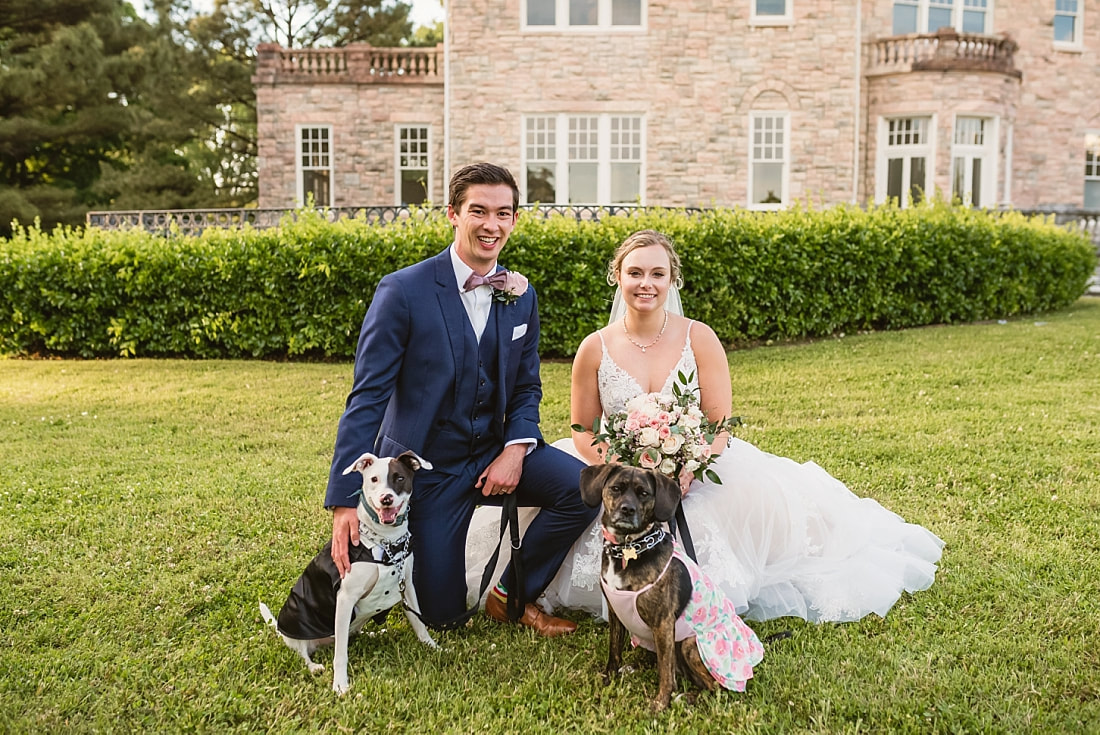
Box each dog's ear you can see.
[651,471,682,522]
[397,450,433,473]
[342,453,377,476]
[579,464,616,508]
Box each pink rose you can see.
[639,448,661,469]
[502,271,528,296]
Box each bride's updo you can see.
[606,229,684,289]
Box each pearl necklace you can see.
[623,310,668,353]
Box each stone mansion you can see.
[252,0,1100,214]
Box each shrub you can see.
[0,203,1094,358]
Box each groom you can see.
[325,162,596,636]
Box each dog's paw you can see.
[333,679,350,696]
[308,663,324,675]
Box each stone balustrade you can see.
[253,43,443,85]
[866,28,1020,77]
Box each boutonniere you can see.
[492,271,529,305]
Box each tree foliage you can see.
[0,0,153,235]
[0,0,420,237]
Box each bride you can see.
[467,229,944,623]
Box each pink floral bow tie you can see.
[463,270,510,292]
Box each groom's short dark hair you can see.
[448,163,519,213]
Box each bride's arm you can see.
[694,322,735,457]
[569,332,608,466]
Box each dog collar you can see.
[357,529,412,566]
[603,525,666,567]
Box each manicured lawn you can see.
[2,299,1098,733]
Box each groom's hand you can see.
[331,506,360,578]
[477,443,527,497]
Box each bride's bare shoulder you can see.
[574,329,606,364]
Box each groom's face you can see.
[448,184,517,274]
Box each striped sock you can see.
[490,583,508,603]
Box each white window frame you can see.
[522,0,646,31]
[891,0,992,35]
[950,115,998,208]
[521,113,646,205]
[394,124,432,206]
[750,0,793,27]
[296,125,333,208]
[1085,132,1100,209]
[876,115,936,208]
[747,112,790,210]
[1053,0,1084,50]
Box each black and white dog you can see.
[259,451,438,695]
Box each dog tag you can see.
[622,547,638,563]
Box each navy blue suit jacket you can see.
[325,247,543,507]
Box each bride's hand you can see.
[679,466,694,497]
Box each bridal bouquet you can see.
[575,372,741,485]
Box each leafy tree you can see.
[0,0,153,234]
[0,0,421,234]
[220,0,415,49]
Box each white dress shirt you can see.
[449,245,493,342]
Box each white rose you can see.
[659,458,678,476]
[683,459,701,475]
[637,427,660,447]
[661,433,685,454]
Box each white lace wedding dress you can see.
[465,323,944,622]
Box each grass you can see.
[2,299,1099,733]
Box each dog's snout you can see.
[380,494,394,507]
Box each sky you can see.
[409,0,444,27]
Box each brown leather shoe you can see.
[484,593,577,637]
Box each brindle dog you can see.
[579,464,720,712]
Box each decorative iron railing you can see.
[84,205,704,236]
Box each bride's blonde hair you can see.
[606,229,684,289]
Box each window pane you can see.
[952,156,965,201]
[1053,16,1076,42]
[303,170,330,207]
[752,163,783,204]
[610,163,640,203]
[568,162,598,202]
[910,157,926,203]
[756,0,786,15]
[1085,181,1100,209]
[887,158,904,202]
[1086,135,1100,177]
[525,116,556,160]
[928,8,952,32]
[570,0,597,25]
[612,0,642,25]
[527,0,555,25]
[526,166,556,203]
[400,170,428,205]
[971,158,982,207]
[962,10,984,32]
[892,3,917,34]
[569,117,599,160]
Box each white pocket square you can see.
[512,324,528,341]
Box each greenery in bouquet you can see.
[573,371,742,484]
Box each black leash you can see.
[409,493,524,631]
[671,502,698,563]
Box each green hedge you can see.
[1,203,1094,359]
